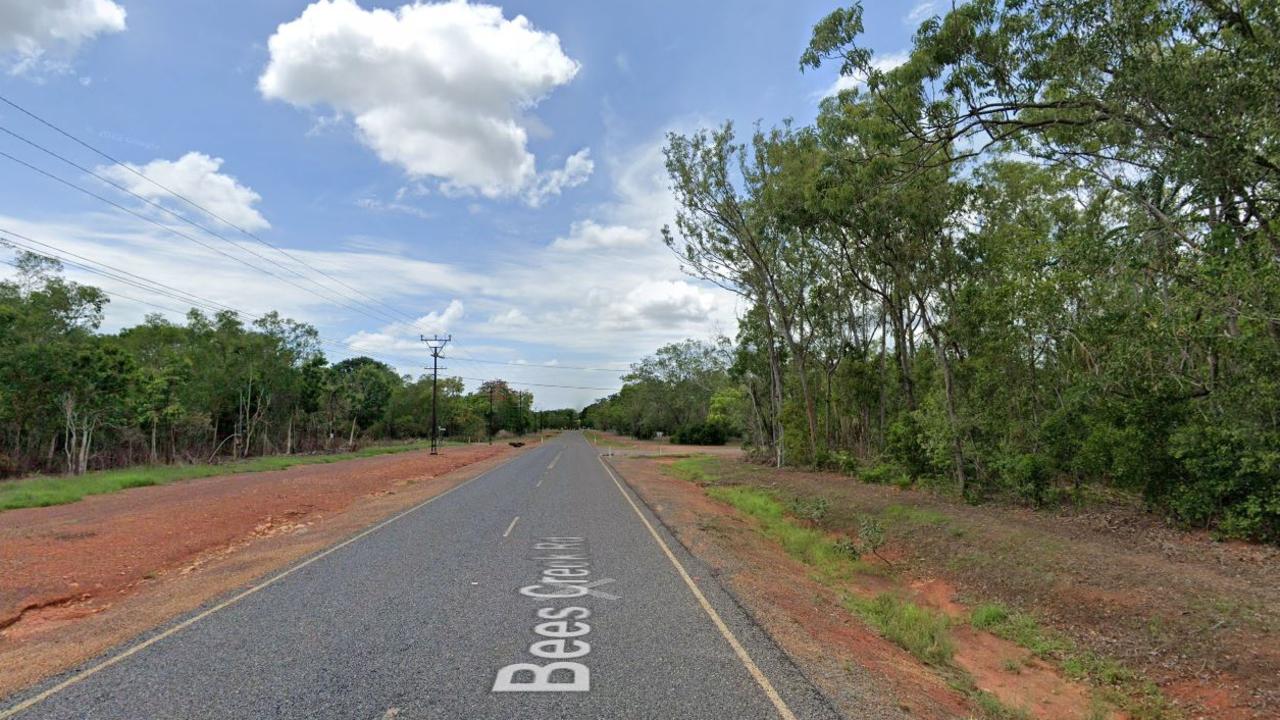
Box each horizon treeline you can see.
[0,253,577,477]
[590,1,1279,541]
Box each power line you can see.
[457,356,630,374]
[0,97,618,375]
[0,257,191,316]
[0,123,405,326]
[0,146,409,328]
[457,376,621,392]
[0,227,241,315]
[0,98,628,393]
[1,236,622,396]
[0,93,421,327]
[0,232,393,366]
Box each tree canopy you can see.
[627,0,1278,541]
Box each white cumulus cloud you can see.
[258,0,590,204]
[823,50,911,97]
[100,152,270,231]
[549,219,647,252]
[0,0,126,75]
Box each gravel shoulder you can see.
[0,442,523,698]
[613,452,1280,720]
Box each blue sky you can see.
[0,0,932,407]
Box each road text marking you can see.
[597,456,798,720]
[503,515,520,538]
[494,537,605,693]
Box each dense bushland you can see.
[0,255,573,477]
[591,1,1280,541]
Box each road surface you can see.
[1,432,840,719]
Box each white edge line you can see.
[0,453,521,720]
[596,456,799,720]
[502,515,520,538]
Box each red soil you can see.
[0,443,521,697]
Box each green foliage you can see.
[644,0,1280,542]
[707,485,859,575]
[787,494,831,523]
[843,593,954,666]
[0,257,545,483]
[666,455,720,485]
[881,503,948,527]
[672,419,730,445]
[0,440,436,511]
[860,461,911,487]
[857,515,886,555]
[1168,423,1280,541]
[824,450,859,475]
[973,692,1031,720]
[581,338,735,440]
[885,415,933,481]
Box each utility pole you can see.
[487,383,495,445]
[421,334,450,455]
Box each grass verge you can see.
[0,440,449,512]
[665,459,1162,719]
[843,592,954,666]
[668,455,721,485]
[706,485,865,579]
[970,602,1178,719]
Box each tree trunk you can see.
[793,352,820,463]
[62,395,77,475]
[77,419,95,475]
[916,295,968,495]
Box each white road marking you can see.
[503,515,520,538]
[0,455,523,720]
[597,456,799,720]
[535,476,544,488]
[548,452,561,470]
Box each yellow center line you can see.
[597,455,799,720]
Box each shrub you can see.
[832,536,861,560]
[672,420,730,446]
[786,495,830,523]
[1168,423,1280,541]
[886,414,932,479]
[861,461,910,486]
[824,450,859,475]
[999,451,1053,507]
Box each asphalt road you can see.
[2,432,841,720]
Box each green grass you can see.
[973,690,1031,720]
[881,503,950,527]
[706,485,861,577]
[707,483,957,668]
[843,592,955,666]
[667,455,721,485]
[969,602,1179,719]
[0,440,444,512]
